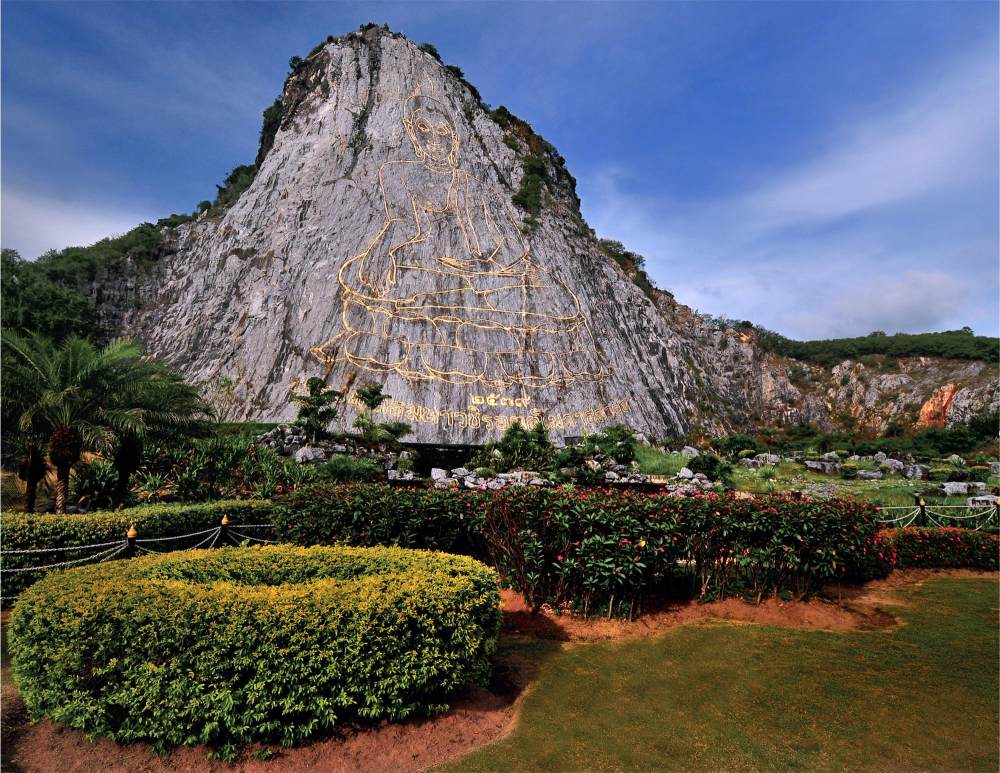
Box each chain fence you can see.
[1,519,277,604]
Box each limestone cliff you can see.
[94,27,997,443]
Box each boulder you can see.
[821,451,840,461]
[430,468,448,480]
[882,459,905,474]
[967,495,997,508]
[294,446,326,464]
[991,462,1000,476]
[739,458,762,469]
[604,471,620,482]
[633,433,651,446]
[903,464,929,480]
[874,452,887,462]
[451,467,471,478]
[857,470,882,480]
[433,478,458,490]
[969,481,987,493]
[754,453,781,465]
[681,446,700,459]
[529,478,551,486]
[676,467,694,480]
[804,460,840,475]
[941,482,969,496]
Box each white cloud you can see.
[579,45,999,339]
[745,49,997,227]
[1,189,155,259]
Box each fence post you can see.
[125,524,137,558]
[918,498,927,527]
[218,515,229,548]
[994,498,1000,528]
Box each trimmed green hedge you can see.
[881,527,999,570]
[274,483,887,615]
[274,483,486,554]
[1,500,275,599]
[10,545,500,755]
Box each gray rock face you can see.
[112,29,705,444]
[90,27,997,444]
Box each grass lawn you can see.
[446,578,999,772]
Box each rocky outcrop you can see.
[88,26,997,444]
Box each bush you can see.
[686,454,733,485]
[717,433,762,460]
[0,500,273,600]
[10,545,500,755]
[273,482,486,554]
[882,528,999,570]
[71,458,119,510]
[139,436,307,502]
[470,421,555,473]
[307,454,382,483]
[271,484,886,612]
[485,489,885,612]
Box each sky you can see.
[2,0,997,340]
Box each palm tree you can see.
[107,363,206,507]
[2,332,205,513]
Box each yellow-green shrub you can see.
[10,545,500,755]
[1,500,275,600]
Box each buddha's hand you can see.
[360,262,397,296]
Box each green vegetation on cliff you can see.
[755,327,998,365]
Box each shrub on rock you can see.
[10,545,500,755]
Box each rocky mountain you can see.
[88,25,998,443]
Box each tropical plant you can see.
[470,421,555,472]
[352,383,411,446]
[291,377,343,443]
[2,332,204,513]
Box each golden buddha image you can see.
[311,91,607,389]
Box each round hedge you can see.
[10,545,501,753]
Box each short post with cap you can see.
[125,524,137,558]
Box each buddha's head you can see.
[403,95,459,168]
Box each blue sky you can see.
[2,1,997,339]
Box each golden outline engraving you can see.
[311,87,609,389]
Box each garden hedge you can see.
[10,545,500,755]
[274,482,487,554]
[1,500,275,599]
[274,483,889,615]
[880,527,999,570]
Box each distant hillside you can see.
[754,328,998,366]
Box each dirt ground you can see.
[3,568,994,773]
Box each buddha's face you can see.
[404,97,458,166]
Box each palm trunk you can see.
[18,445,47,514]
[25,477,38,514]
[55,465,70,514]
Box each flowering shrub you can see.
[486,488,886,614]
[881,527,998,570]
[10,545,500,756]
